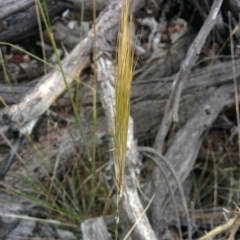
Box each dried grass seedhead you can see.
[114,0,134,191]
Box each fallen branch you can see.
[97,48,157,240]
[154,0,223,151]
[150,83,236,235]
[197,213,240,240]
[95,1,157,238]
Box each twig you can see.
[141,151,183,240]
[138,146,192,240]
[197,214,240,240]
[154,0,223,151]
[123,193,156,240]
[228,11,240,158]
[150,84,236,233]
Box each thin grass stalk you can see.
[74,0,86,108]
[114,1,134,239]
[36,0,91,161]
[228,12,240,159]
[91,0,97,215]
[35,0,47,75]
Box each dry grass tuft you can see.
[114,0,134,198]
[114,0,134,238]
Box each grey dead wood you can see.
[1,58,239,239]
[3,220,78,240]
[0,35,91,134]
[0,0,145,42]
[0,0,96,41]
[0,37,191,179]
[4,219,36,240]
[223,0,240,40]
[0,191,77,239]
[0,1,154,240]
[153,0,223,152]
[223,0,240,19]
[95,1,157,239]
[1,37,240,173]
[0,0,113,23]
[0,0,146,136]
[0,0,34,19]
[0,27,194,106]
[0,0,65,42]
[81,217,112,240]
[0,0,149,180]
[97,55,158,239]
[138,147,192,239]
[2,53,239,180]
[57,0,111,21]
[1,56,240,175]
[57,0,146,19]
[150,0,223,236]
[0,0,240,239]
[43,20,89,49]
[0,84,31,104]
[0,0,115,21]
[149,83,237,236]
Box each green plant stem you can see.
[36,0,91,160]
[115,187,122,240]
[91,0,97,216]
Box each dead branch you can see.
[0,37,90,134]
[153,0,223,151]
[97,55,157,239]
[0,0,65,42]
[81,217,112,240]
[150,83,236,235]
[1,0,240,239]
[95,1,157,237]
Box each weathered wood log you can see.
[81,217,112,240]
[0,0,144,42]
[1,0,240,239]
[1,56,239,139]
[1,61,238,239]
[0,0,65,42]
[150,0,224,235]
[0,191,78,239]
